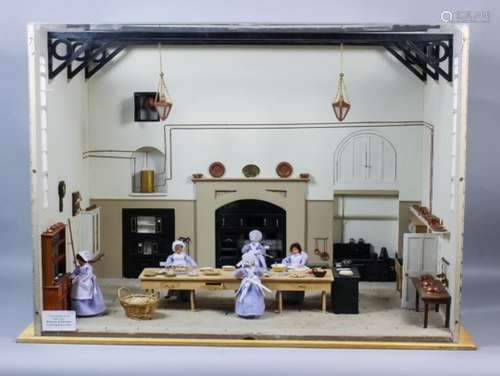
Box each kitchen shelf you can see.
[409,206,450,236]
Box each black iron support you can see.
[47,28,454,81]
[385,45,426,81]
[84,41,127,79]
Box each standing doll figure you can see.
[164,240,197,301]
[241,229,267,271]
[234,252,271,319]
[70,251,106,317]
[282,243,308,305]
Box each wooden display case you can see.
[41,223,71,310]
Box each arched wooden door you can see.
[335,132,397,189]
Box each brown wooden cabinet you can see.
[41,223,71,310]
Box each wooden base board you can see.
[16,323,476,350]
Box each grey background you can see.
[1,0,499,374]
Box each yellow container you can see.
[140,170,155,193]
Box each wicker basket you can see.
[118,287,159,320]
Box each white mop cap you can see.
[77,251,93,262]
[172,240,186,252]
[240,251,257,267]
[249,229,263,242]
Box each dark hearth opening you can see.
[215,199,286,267]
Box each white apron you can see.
[71,264,96,300]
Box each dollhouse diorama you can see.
[21,22,475,349]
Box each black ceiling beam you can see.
[48,30,452,45]
[46,28,453,81]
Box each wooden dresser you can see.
[41,223,71,310]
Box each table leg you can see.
[278,291,283,313]
[190,290,196,311]
[424,302,429,328]
[416,290,420,312]
[445,301,451,328]
[321,291,327,313]
[435,303,439,312]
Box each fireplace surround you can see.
[192,177,309,267]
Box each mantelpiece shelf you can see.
[409,206,449,236]
[129,192,168,197]
[192,177,310,182]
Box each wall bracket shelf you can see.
[47,24,453,81]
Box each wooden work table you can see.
[139,268,333,313]
[411,277,451,328]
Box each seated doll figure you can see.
[70,251,106,317]
[234,252,271,319]
[241,229,267,271]
[282,242,308,269]
[165,240,197,268]
[282,243,308,305]
[164,240,197,301]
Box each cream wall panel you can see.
[306,201,334,265]
[92,198,338,276]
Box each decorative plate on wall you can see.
[276,161,293,178]
[242,164,260,178]
[209,162,226,178]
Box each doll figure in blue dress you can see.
[234,251,271,319]
[163,240,197,301]
[164,240,197,268]
[282,242,308,269]
[281,243,308,306]
[70,251,106,317]
[241,229,267,271]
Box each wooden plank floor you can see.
[17,323,476,350]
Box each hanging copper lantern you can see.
[153,43,173,121]
[332,43,351,121]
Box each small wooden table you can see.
[411,277,451,328]
[139,268,333,313]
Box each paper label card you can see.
[41,310,77,332]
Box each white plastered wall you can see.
[423,25,468,340]
[87,46,427,201]
[32,29,91,232]
[29,25,91,334]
